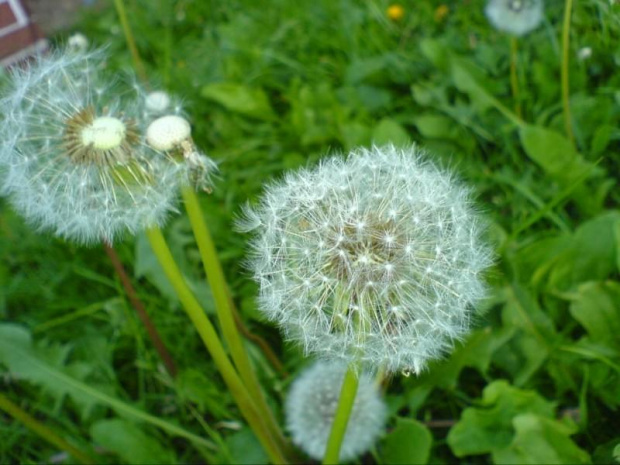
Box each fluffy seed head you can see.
[485,0,544,36]
[239,145,492,374]
[0,48,181,244]
[286,361,386,461]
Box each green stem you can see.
[323,364,359,465]
[561,0,575,146]
[181,187,290,455]
[145,227,286,464]
[0,393,95,464]
[509,37,522,119]
[112,0,149,85]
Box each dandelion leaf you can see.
[492,414,590,465]
[380,417,432,464]
[447,380,555,457]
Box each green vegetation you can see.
[1,0,619,463]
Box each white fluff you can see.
[0,48,182,245]
[286,361,386,461]
[239,145,492,374]
[485,0,544,36]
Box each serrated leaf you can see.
[569,281,620,348]
[91,419,175,464]
[380,417,432,464]
[419,327,514,390]
[492,414,591,464]
[447,380,555,457]
[201,83,274,119]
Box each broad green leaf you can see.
[90,419,175,464]
[569,281,620,348]
[0,324,215,450]
[450,58,501,114]
[419,327,514,390]
[412,114,457,140]
[380,417,432,464]
[518,125,593,183]
[201,83,274,119]
[372,118,410,146]
[492,414,591,464]
[447,380,555,457]
[549,212,620,288]
[419,38,450,70]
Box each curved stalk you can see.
[510,37,522,118]
[561,0,575,146]
[145,227,286,464]
[181,187,289,454]
[0,393,95,464]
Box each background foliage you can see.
[1,0,619,463]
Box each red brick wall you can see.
[0,0,47,67]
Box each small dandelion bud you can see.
[67,33,89,52]
[145,90,172,114]
[286,361,386,462]
[0,49,181,244]
[239,145,492,374]
[485,0,544,36]
[146,115,217,192]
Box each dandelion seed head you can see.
[286,361,386,461]
[240,145,492,374]
[145,90,172,114]
[485,0,544,36]
[0,48,181,245]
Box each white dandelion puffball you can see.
[0,49,181,245]
[485,0,544,36]
[239,145,492,374]
[286,361,386,461]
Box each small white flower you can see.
[0,49,181,244]
[286,361,386,462]
[239,145,492,374]
[485,0,544,36]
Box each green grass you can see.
[1,0,619,463]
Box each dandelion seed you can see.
[239,145,492,374]
[0,48,180,244]
[485,0,544,36]
[286,361,386,461]
[144,90,172,114]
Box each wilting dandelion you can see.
[0,48,181,244]
[239,145,492,374]
[286,361,386,461]
[485,0,544,36]
[145,114,217,192]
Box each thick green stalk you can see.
[561,0,575,146]
[322,364,360,465]
[509,37,522,119]
[145,227,286,464]
[0,393,95,464]
[181,187,289,454]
